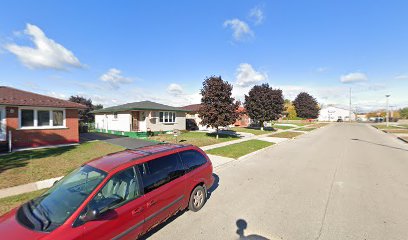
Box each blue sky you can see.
[1,0,407,112]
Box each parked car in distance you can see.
[0,144,214,240]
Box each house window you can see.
[159,111,176,123]
[19,108,65,129]
[53,110,64,126]
[21,110,34,127]
[37,110,50,126]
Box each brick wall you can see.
[5,107,80,149]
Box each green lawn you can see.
[230,127,275,135]
[383,129,408,134]
[206,140,273,159]
[278,122,312,127]
[374,125,402,129]
[0,141,125,189]
[374,125,408,130]
[149,131,239,147]
[308,123,330,128]
[0,189,47,216]
[270,131,304,138]
[272,125,295,130]
[297,127,316,132]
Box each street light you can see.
[386,94,391,127]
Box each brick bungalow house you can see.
[0,86,86,151]
[182,104,251,129]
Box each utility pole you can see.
[386,94,390,127]
[349,87,352,122]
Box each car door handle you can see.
[132,207,144,215]
[147,200,157,207]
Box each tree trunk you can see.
[216,127,219,139]
[260,121,264,131]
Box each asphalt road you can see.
[146,123,408,240]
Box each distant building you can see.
[182,104,251,129]
[233,107,251,127]
[318,106,356,122]
[182,104,208,130]
[356,114,368,122]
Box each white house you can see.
[94,101,188,133]
[318,106,356,122]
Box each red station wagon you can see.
[0,144,214,239]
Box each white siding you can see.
[95,112,131,132]
[0,106,6,141]
[95,110,187,132]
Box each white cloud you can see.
[249,6,264,25]
[395,75,408,80]
[235,63,267,87]
[4,23,82,70]
[167,83,183,96]
[100,68,132,89]
[316,67,328,73]
[340,72,368,83]
[223,19,254,41]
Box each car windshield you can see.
[17,165,106,232]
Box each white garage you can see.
[318,106,356,122]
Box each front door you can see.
[132,112,139,132]
[0,107,6,141]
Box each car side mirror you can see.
[79,208,100,222]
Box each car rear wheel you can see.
[188,185,206,212]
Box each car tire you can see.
[188,185,206,212]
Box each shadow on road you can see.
[351,138,408,152]
[140,173,220,239]
[207,173,219,200]
[236,219,270,240]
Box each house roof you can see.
[182,104,201,112]
[93,100,190,113]
[0,86,86,109]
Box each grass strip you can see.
[206,140,273,159]
[270,131,304,138]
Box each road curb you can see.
[0,176,63,199]
[398,137,408,143]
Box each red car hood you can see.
[0,208,48,240]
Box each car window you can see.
[138,153,184,193]
[17,165,106,232]
[179,150,207,172]
[88,167,141,212]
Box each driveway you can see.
[80,132,158,149]
[145,123,408,240]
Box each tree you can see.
[284,99,297,120]
[293,92,320,119]
[244,84,284,130]
[400,107,408,119]
[198,76,240,138]
[69,96,103,123]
